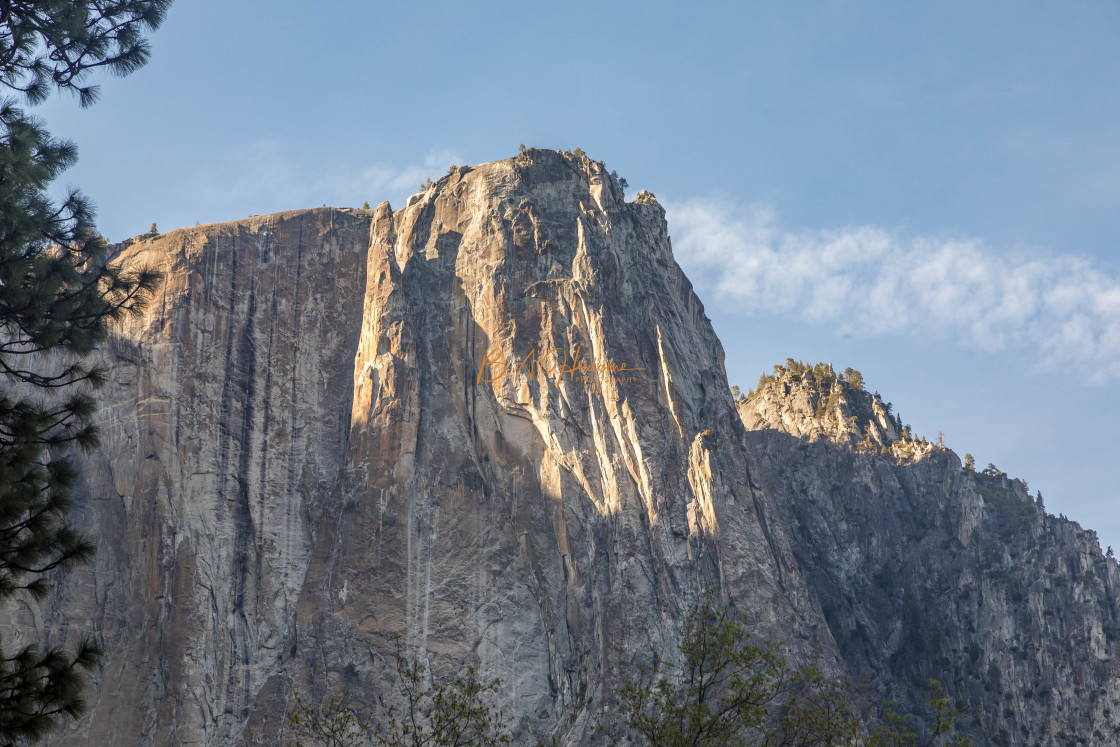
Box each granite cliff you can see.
[3,150,1118,745]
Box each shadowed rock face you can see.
[19,208,375,745]
[738,368,1120,746]
[5,151,836,745]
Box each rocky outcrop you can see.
[738,361,901,450]
[738,364,1120,746]
[3,151,842,745]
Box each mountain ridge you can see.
[738,361,1120,745]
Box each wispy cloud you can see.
[666,196,1120,384]
[184,141,461,221]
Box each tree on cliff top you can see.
[0,1,168,741]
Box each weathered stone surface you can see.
[739,366,1120,746]
[0,208,372,745]
[4,152,836,745]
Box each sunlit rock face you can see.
[7,150,837,745]
[739,368,1120,747]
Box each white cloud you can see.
[666,196,1120,384]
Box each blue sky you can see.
[41,1,1120,549]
